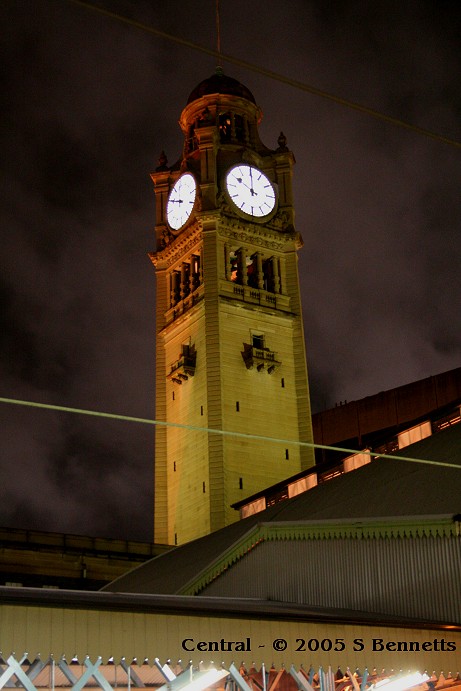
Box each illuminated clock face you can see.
[166,173,197,230]
[225,165,276,218]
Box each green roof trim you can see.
[179,516,460,595]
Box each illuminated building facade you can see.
[150,71,314,545]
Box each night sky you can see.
[1,0,460,542]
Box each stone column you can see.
[237,247,247,285]
[224,243,231,281]
[272,256,281,294]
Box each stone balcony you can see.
[219,279,291,312]
[241,343,281,373]
[167,350,197,384]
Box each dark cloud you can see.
[1,0,460,540]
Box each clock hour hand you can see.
[235,177,255,195]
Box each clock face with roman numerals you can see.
[225,165,276,219]
[166,173,197,230]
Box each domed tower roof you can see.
[187,71,256,105]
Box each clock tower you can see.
[150,71,315,545]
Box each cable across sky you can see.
[67,0,461,150]
[1,396,460,471]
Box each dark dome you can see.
[187,72,256,105]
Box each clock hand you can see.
[235,177,256,195]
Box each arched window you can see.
[219,112,232,142]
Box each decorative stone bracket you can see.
[241,343,281,373]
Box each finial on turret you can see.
[276,132,289,152]
[155,150,169,171]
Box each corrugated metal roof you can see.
[198,533,461,623]
[104,424,461,598]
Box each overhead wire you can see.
[1,397,460,471]
[66,0,461,150]
[3,4,460,475]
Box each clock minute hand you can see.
[248,168,256,196]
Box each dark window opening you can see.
[203,481,206,493]
[247,254,258,288]
[252,334,265,350]
[219,112,232,142]
[172,270,181,305]
[281,378,285,388]
[200,405,204,416]
[234,114,245,142]
[229,251,238,281]
[285,449,289,460]
[263,258,274,292]
[191,254,201,290]
[239,477,243,489]
[182,262,191,299]
[236,401,240,412]
[266,488,289,507]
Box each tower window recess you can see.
[236,401,240,412]
[285,449,289,460]
[234,114,245,142]
[219,112,232,142]
[239,477,243,489]
[168,253,203,312]
[247,254,258,288]
[181,262,191,299]
[200,405,204,416]
[191,254,201,290]
[171,270,181,305]
[227,248,282,295]
[218,112,247,143]
[229,251,238,281]
[173,461,176,472]
[203,481,206,493]
[281,377,285,388]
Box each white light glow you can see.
[371,672,430,691]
